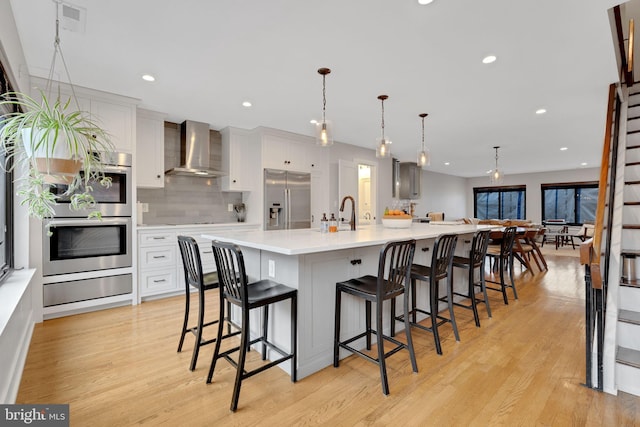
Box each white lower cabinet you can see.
[297,245,379,374]
[140,269,177,295]
[138,230,178,297]
[137,224,260,299]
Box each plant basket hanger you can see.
[0,0,115,222]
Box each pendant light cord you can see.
[421,115,425,151]
[381,98,385,141]
[322,73,326,123]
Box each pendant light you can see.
[315,68,333,146]
[376,95,391,158]
[417,113,430,168]
[490,146,504,184]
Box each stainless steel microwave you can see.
[48,152,132,218]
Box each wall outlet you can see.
[141,203,149,213]
[228,203,234,212]
[268,260,275,278]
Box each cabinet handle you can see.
[156,175,161,179]
[153,255,166,259]
[350,259,362,265]
[464,240,471,244]
[232,179,237,183]
[421,247,429,252]
[152,237,166,240]
[153,279,167,283]
[202,250,212,254]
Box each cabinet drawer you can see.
[139,232,176,246]
[198,245,216,266]
[140,269,178,296]
[140,246,176,269]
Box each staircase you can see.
[615,94,640,396]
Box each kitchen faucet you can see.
[340,196,356,231]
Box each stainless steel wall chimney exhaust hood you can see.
[165,120,226,177]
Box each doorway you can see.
[339,160,377,226]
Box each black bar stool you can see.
[450,229,492,326]
[334,239,418,395]
[177,235,225,371]
[485,226,518,304]
[396,233,458,355]
[206,240,297,412]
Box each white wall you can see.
[1,0,33,272]
[466,167,600,223]
[412,170,468,220]
[0,0,29,93]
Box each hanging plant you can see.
[0,90,115,221]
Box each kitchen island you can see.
[202,223,494,379]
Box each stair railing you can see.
[581,82,620,390]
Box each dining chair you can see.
[511,229,540,273]
[427,211,445,221]
[206,240,297,412]
[334,239,418,395]
[177,235,225,371]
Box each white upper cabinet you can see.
[30,77,138,153]
[91,98,135,153]
[136,109,167,188]
[220,127,258,192]
[260,128,326,173]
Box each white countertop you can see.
[137,222,260,230]
[202,223,495,255]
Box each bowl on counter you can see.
[381,217,413,229]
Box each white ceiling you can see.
[8,0,622,177]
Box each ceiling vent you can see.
[61,2,86,34]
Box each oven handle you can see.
[46,217,131,228]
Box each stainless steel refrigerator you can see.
[264,169,311,230]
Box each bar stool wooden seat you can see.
[206,240,297,412]
[177,235,224,371]
[396,233,459,355]
[334,239,418,395]
[485,226,518,304]
[450,229,492,326]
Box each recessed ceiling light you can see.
[418,0,434,4]
[310,119,318,124]
[560,147,568,151]
[141,74,155,82]
[482,55,497,64]
[242,101,252,107]
[444,162,450,166]
[536,108,547,115]
[581,162,588,166]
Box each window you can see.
[0,60,15,285]
[474,186,526,220]
[541,182,598,225]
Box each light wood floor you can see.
[17,254,640,426]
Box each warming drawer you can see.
[43,274,132,307]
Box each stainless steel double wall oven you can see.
[42,152,133,308]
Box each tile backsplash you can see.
[137,122,242,225]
